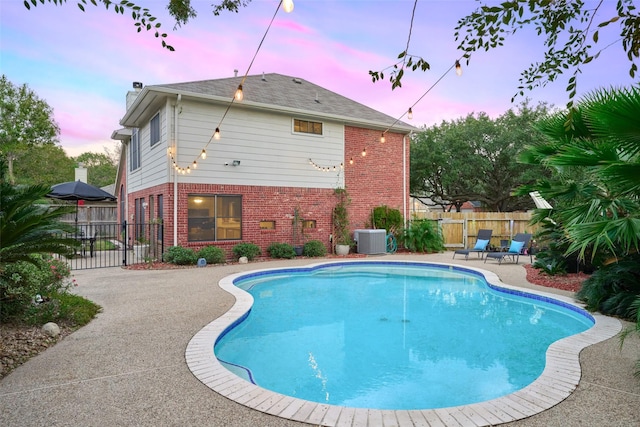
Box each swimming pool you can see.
[186,260,621,426]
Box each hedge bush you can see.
[197,246,226,264]
[232,242,261,261]
[303,240,327,257]
[164,246,198,265]
[267,242,297,259]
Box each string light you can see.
[349,157,354,165]
[201,149,207,160]
[361,148,367,157]
[380,133,385,143]
[308,158,344,171]
[192,160,197,169]
[407,108,413,120]
[214,128,221,140]
[455,60,463,76]
[282,0,294,13]
[234,85,244,101]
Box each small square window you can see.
[260,220,276,230]
[293,119,323,135]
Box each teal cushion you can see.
[474,239,489,250]
[509,240,525,253]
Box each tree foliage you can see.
[518,85,640,261]
[14,144,75,188]
[75,151,118,187]
[0,182,78,266]
[410,101,550,212]
[0,75,60,185]
[371,1,639,108]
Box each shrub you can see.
[576,254,640,321]
[164,246,198,265]
[197,246,226,264]
[303,240,327,257]
[267,242,297,259]
[24,291,101,326]
[369,205,404,235]
[400,219,445,253]
[0,254,82,323]
[232,242,261,261]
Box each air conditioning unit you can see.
[353,229,387,255]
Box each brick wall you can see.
[123,125,410,260]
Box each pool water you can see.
[214,263,593,410]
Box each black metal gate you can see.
[59,222,164,270]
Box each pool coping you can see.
[185,260,621,427]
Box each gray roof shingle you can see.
[154,73,415,132]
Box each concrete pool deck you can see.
[1,252,639,426]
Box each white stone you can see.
[238,256,248,264]
[42,322,60,337]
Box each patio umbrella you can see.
[47,180,117,225]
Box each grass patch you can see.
[94,239,117,251]
[24,292,101,326]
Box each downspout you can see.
[403,133,408,228]
[173,94,181,246]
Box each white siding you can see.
[171,100,345,188]
[127,100,170,193]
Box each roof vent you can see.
[234,69,238,77]
[292,78,302,84]
[315,92,320,103]
[261,72,267,81]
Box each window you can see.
[130,128,140,171]
[150,113,160,146]
[294,119,323,135]
[302,220,316,229]
[188,195,242,242]
[260,220,275,230]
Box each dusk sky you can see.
[1,0,635,157]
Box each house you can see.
[113,73,415,257]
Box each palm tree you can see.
[520,85,640,262]
[0,182,79,267]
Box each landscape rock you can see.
[42,322,60,337]
[238,256,248,264]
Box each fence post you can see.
[122,220,128,266]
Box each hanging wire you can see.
[175,0,287,170]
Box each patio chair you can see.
[484,233,533,265]
[452,229,493,260]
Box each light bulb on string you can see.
[234,85,244,101]
[282,0,294,13]
[349,157,354,165]
[192,160,197,169]
[201,149,207,160]
[361,148,367,157]
[380,133,385,143]
[455,60,463,76]
[407,108,413,120]
[214,128,221,140]
[186,167,191,174]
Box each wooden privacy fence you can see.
[413,212,537,249]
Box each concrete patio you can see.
[1,252,638,426]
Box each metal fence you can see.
[57,222,164,270]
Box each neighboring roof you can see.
[120,73,416,133]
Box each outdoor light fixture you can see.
[232,160,241,166]
[407,108,413,120]
[380,133,385,143]
[282,0,294,13]
[234,84,244,101]
[214,127,221,140]
[201,149,207,160]
[455,60,463,76]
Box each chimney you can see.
[75,163,88,183]
[234,69,238,77]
